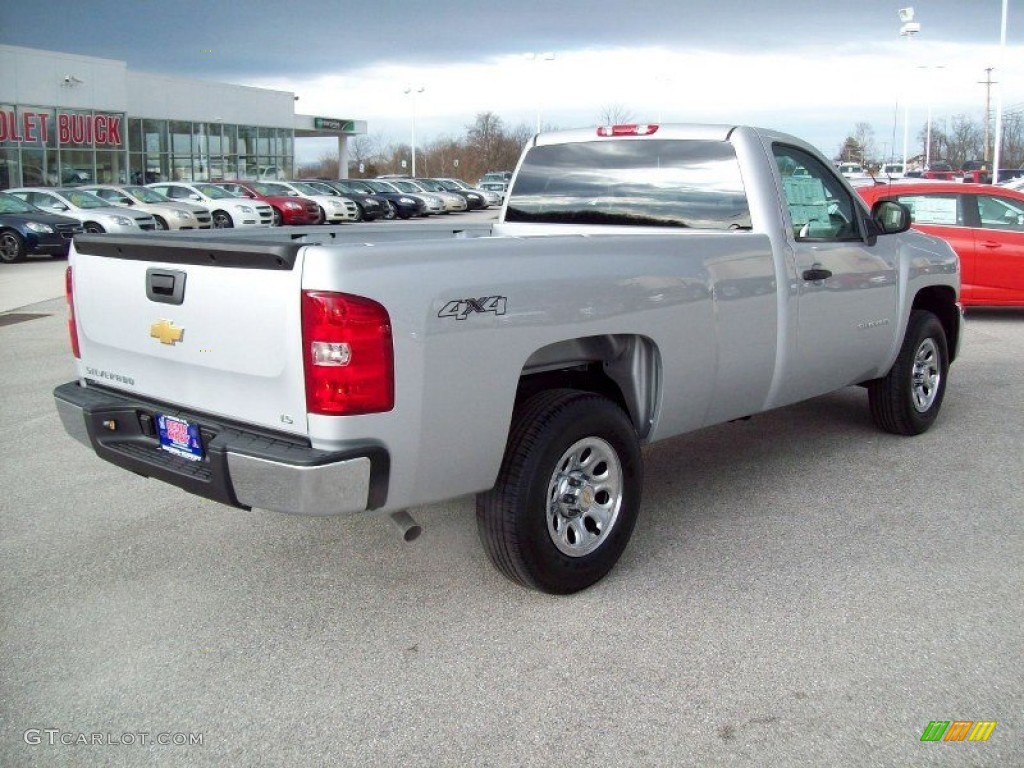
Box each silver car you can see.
[6,187,156,233]
[386,180,447,214]
[81,185,212,230]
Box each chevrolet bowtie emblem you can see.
[150,319,185,345]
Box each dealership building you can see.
[0,44,365,189]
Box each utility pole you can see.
[979,67,997,162]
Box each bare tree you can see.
[598,104,635,125]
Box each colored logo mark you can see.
[920,721,997,742]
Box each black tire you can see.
[317,206,327,225]
[212,210,233,229]
[0,230,26,263]
[271,208,283,227]
[152,215,168,230]
[868,310,949,435]
[84,222,105,234]
[383,201,397,220]
[476,389,643,594]
[353,203,364,222]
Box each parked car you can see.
[403,179,468,213]
[0,191,83,263]
[81,184,211,230]
[858,181,1024,307]
[875,162,906,180]
[214,181,320,226]
[436,177,500,207]
[360,179,428,219]
[302,180,388,221]
[381,179,446,214]
[477,171,512,188]
[255,181,359,224]
[921,161,956,181]
[6,187,156,233]
[421,178,487,210]
[147,182,274,228]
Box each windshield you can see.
[0,193,38,214]
[343,181,373,194]
[61,190,110,209]
[258,182,296,196]
[195,184,236,199]
[505,139,751,229]
[289,182,323,196]
[417,179,445,191]
[364,180,397,193]
[124,185,171,203]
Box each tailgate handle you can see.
[146,269,186,305]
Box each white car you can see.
[6,187,156,233]
[81,185,212,230]
[147,182,274,228]
[876,163,906,180]
[259,181,360,223]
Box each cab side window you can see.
[977,194,1024,231]
[772,145,860,241]
[892,194,962,226]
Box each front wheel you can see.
[868,309,949,435]
[84,223,105,234]
[0,230,26,263]
[211,210,233,229]
[383,201,397,220]
[152,215,168,230]
[476,389,643,594]
[271,208,283,227]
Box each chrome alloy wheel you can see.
[911,338,941,413]
[547,437,623,557]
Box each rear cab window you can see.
[504,139,751,230]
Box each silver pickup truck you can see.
[54,124,962,593]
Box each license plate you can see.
[156,413,204,461]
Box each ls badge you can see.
[150,319,185,345]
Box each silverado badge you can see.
[150,319,185,345]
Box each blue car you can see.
[0,192,83,263]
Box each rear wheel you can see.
[476,389,643,594]
[868,310,949,435]
[0,230,26,263]
[212,210,233,229]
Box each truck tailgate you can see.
[70,236,308,437]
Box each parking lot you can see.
[1,245,1021,766]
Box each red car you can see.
[858,181,1024,307]
[215,180,320,226]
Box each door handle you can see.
[802,268,832,281]
[980,241,1002,249]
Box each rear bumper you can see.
[53,381,389,516]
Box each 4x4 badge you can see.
[150,319,185,345]
[438,296,507,321]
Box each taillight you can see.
[596,124,660,137]
[301,291,394,415]
[66,266,81,358]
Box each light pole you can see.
[993,0,1009,180]
[524,52,555,133]
[917,64,945,168]
[898,7,920,172]
[404,85,424,176]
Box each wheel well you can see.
[516,334,660,439]
[912,286,960,362]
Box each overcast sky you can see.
[2,0,1022,163]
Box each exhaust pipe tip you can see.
[390,510,422,542]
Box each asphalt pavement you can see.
[0,235,1021,767]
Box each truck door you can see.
[771,144,899,403]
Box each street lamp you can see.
[403,85,425,176]
[524,52,555,133]
[993,0,1009,180]
[898,7,920,172]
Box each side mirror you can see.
[872,200,911,235]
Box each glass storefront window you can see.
[144,120,167,154]
[127,118,144,152]
[96,150,126,184]
[59,148,94,186]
